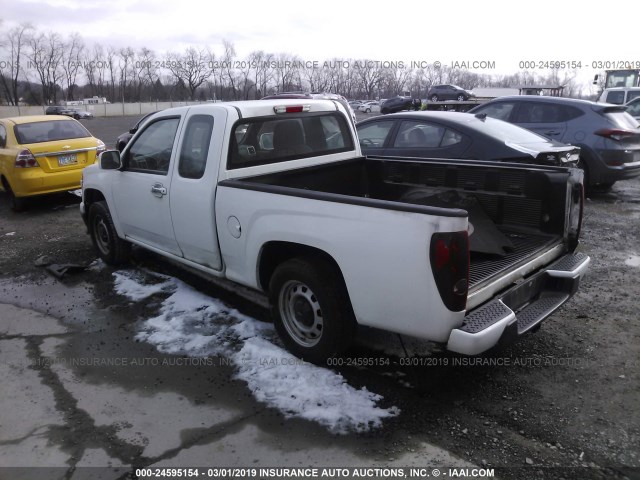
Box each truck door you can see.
[169,109,226,270]
[112,116,183,256]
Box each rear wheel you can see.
[269,257,356,364]
[431,94,439,102]
[365,108,371,113]
[1,177,27,212]
[457,94,466,101]
[88,201,130,265]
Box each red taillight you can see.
[273,105,311,114]
[15,149,38,168]
[430,231,469,312]
[434,239,449,270]
[96,139,106,158]
[594,128,638,141]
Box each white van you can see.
[597,87,640,105]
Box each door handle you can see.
[151,183,167,197]
[544,131,560,135]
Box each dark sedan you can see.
[381,96,414,114]
[356,111,580,166]
[116,111,157,152]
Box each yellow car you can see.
[0,115,105,211]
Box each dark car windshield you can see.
[14,120,91,144]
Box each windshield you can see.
[14,120,91,144]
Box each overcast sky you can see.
[3,0,639,91]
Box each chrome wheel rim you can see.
[279,280,323,347]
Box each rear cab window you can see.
[228,112,354,170]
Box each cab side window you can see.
[126,117,180,174]
[179,115,213,179]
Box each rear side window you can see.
[394,121,445,148]
[228,112,354,169]
[179,115,213,179]
[14,120,90,144]
[514,103,569,123]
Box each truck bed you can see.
[227,156,572,293]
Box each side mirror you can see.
[593,74,599,85]
[100,150,122,170]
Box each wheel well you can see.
[83,188,106,209]
[258,242,345,292]
[1,174,13,191]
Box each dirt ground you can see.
[0,115,638,479]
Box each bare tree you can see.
[117,46,135,101]
[28,31,65,105]
[166,47,211,100]
[136,47,159,101]
[0,23,33,105]
[61,33,84,100]
[221,40,238,99]
[106,46,117,101]
[354,59,383,99]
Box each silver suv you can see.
[469,96,640,190]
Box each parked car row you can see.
[356,94,640,192]
[45,105,94,120]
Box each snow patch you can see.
[113,270,399,433]
[112,271,174,302]
[625,255,640,267]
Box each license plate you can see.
[58,154,78,166]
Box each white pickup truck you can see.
[81,99,590,363]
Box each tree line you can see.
[0,23,588,106]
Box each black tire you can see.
[577,156,593,196]
[365,108,371,113]
[431,94,439,102]
[2,177,27,212]
[269,257,356,364]
[381,107,389,115]
[88,201,130,265]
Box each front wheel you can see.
[269,257,356,363]
[431,95,439,102]
[88,201,130,265]
[365,108,371,113]
[457,94,466,101]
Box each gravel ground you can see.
[0,115,638,479]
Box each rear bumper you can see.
[592,150,640,183]
[447,252,590,355]
[8,168,84,197]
